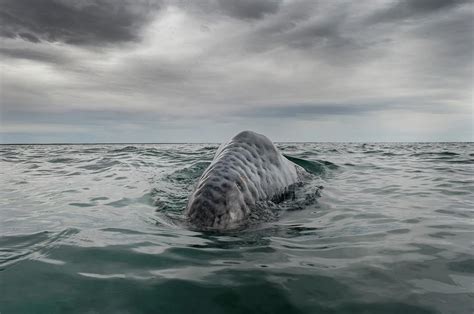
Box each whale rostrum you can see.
[185,130,301,230]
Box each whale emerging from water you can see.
[185,130,301,230]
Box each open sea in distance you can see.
[1,142,473,313]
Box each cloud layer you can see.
[0,0,472,142]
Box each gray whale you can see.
[185,130,300,230]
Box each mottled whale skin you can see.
[185,130,299,230]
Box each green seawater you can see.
[0,143,473,313]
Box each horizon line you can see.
[1,141,472,145]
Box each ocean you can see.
[0,142,473,313]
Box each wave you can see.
[284,154,339,175]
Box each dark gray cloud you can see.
[211,2,376,66]
[240,103,377,119]
[0,47,71,64]
[263,15,350,52]
[236,98,465,120]
[216,0,281,20]
[176,0,282,21]
[0,0,161,45]
[367,0,470,23]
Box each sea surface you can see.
[0,142,473,313]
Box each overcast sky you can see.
[0,0,472,143]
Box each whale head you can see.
[185,175,250,230]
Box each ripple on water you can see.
[0,229,79,269]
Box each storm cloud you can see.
[367,0,470,23]
[0,0,472,142]
[0,0,160,45]
[216,0,282,20]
